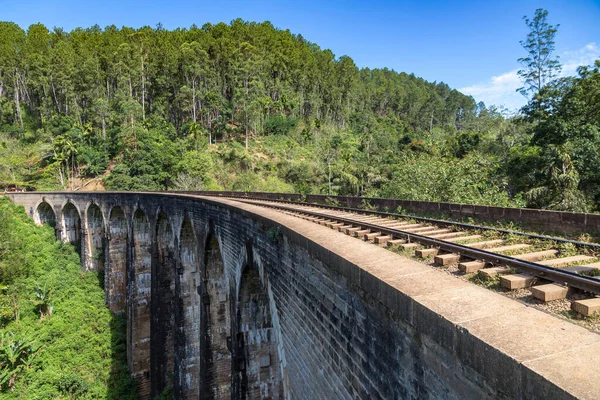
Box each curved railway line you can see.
[209,194,600,317]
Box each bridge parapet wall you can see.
[193,191,600,235]
[4,192,599,400]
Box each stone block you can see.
[562,265,600,274]
[584,262,600,269]
[363,232,381,241]
[465,239,503,249]
[385,223,410,230]
[374,235,392,244]
[401,243,420,249]
[438,202,451,213]
[513,249,558,262]
[259,354,271,368]
[587,213,600,230]
[345,227,361,234]
[386,239,406,246]
[460,205,474,215]
[428,232,466,239]
[571,298,600,317]
[487,206,505,219]
[338,225,353,232]
[537,255,595,268]
[458,261,486,273]
[530,284,568,302]
[500,274,536,290]
[416,228,450,236]
[378,220,403,226]
[487,244,531,253]
[355,229,370,237]
[415,248,439,257]
[396,223,422,229]
[560,211,586,225]
[503,207,521,221]
[434,253,460,266]
[473,205,489,216]
[520,208,541,223]
[403,226,434,233]
[446,234,483,243]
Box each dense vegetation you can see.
[0,15,599,211]
[0,198,135,398]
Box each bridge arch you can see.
[107,206,128,312]
[85,203,105,272]
[200,228,232,398]
[130,207,153,397]
[61,201,82,248]
[151,210,176,397]
[177,216,201,397]
[34,200,56,228]
[233,241,284,399]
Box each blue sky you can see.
[2,0,599,110]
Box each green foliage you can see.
[509,60,600,210]
[0,197,135,399]
[266,227,282,243]
[361,199,376,211]
[452,131,481,158]
[381,154,518,207]
[31,285,53,320]
[325,197,340,206]
[264,116,298,136]
[56,373,90,398]
[79,146,108,177]
[0,331,43,392]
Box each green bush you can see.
[264,116,298,136]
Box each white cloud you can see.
[561,42,600,75]
[460,70,524,111]
[459,42,600,112]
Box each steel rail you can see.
[211,193,600,252]
[231,197,600,295]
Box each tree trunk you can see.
[14,72,23,128]
[51,79,59,112]
[192,79,197,123]
[141,56,145,120]
[102,115,107,156]
[429,109,434,133]
[328,158,332,195]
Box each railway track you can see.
[213,194,600,317]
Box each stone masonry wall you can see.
[5,192,597,400]
[193,191,600,235]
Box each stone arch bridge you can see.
[5,191,599,400]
